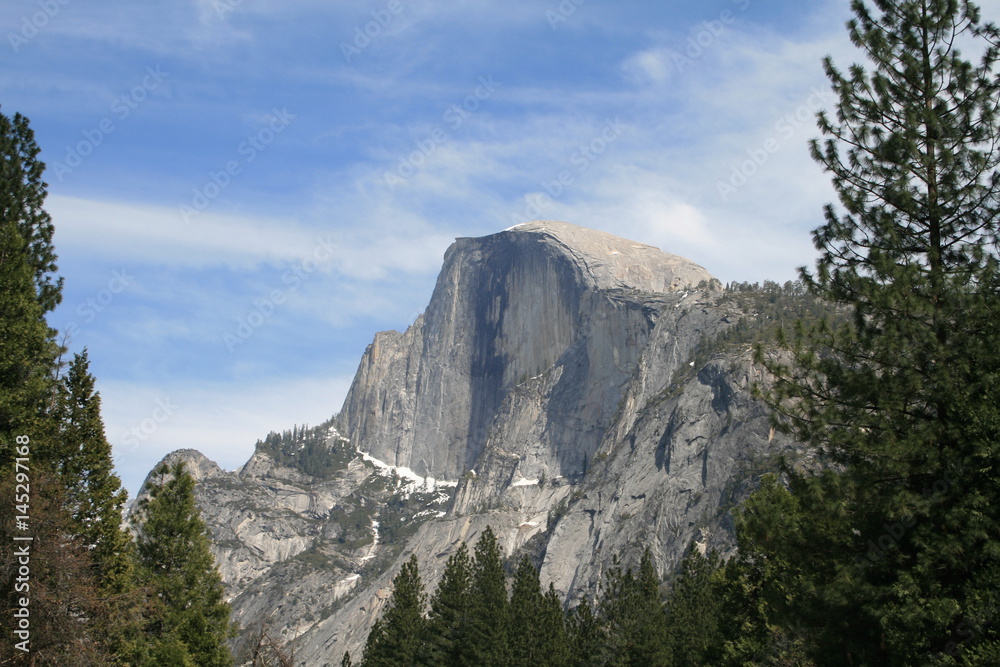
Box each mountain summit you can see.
[138,221,798,663]
[339,220,714,483]
[499,220,712,293]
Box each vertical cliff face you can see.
[337,221,714,482]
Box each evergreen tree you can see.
[510,555,546,665]
[55,351,153,664]
[0,108,61,470]
[57,350,135,592]
[663,546,723,666]
[136,461,235,666]
[728,486,816,666]
[420,542,472,666]
[361,554,426,666]
[362,620,388,667]
[597,551,668,666]
[750,0,1000,662]
[567,598,606,667]
[464,527,511,666]
[0,107,61,314]
[0,470,114,664]
[539,583,571,667]
[632,550,669,666]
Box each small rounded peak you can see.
[127,449,228,516]
[152,448,226,482]
[497,220,714,294]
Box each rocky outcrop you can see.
[338,220,714,482]
[137,221,801,665]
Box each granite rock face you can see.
[137,221,800,665]
[338,220,714,481]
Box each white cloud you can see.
[49,195,314,267]
[48,194,454,282]
[621,48,677,87]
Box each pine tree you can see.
[729,483,816,666]
[0,107,61,314]
[0,108,61,470]
[663,546,723,665]
[749,0,1000,662]
[56,350,153,664]
[510,554,546,665]
[464,526,511,666]
[361,554,426,666]
[136,461,235,666]
[567,598,606,667]
[0,470,114,664]
[539,583,571,667]
[57,350,135,591]
[632,550,669,666]
[598,557,637,666]
[420,542,472,666]
[597,551,668,666]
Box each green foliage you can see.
[746,1,1000,663]
[658,281,844,402]
[57,350,135,593]
[362,528,574,666]
[597,550,669,666]
[136,461,235,666]
[540,583,571,666]
[466,526,512,666]
[510,554,564,665]
[718,280,843,349]
[0,108,62,471]
[362,554,426,666]
[420,542,472,666]
[254,421,355,478]
[664,546,724,664]
[567,598,607,667]
[0,107,61,315]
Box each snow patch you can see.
[359,451,459,495]
[510,477,539,488]
[504,222,527,231]
[360,518,379,564]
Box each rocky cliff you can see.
[136,221,802,665]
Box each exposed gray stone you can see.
[135,221,797,665]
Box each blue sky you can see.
[3,0,960,498]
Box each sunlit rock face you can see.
[139,221,801,665]
[338,220,715,483]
